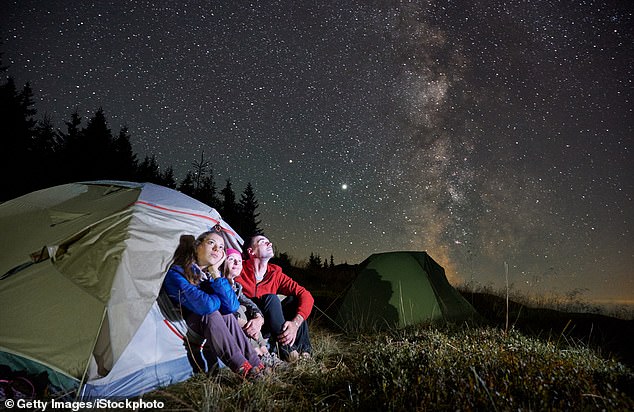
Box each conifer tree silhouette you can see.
[137,155,162,183]
[113,126,138,180]
[238,182,262,237]
[0,77,37,200]
[31,114,62,189]
[0,57,263,212]
[81,108,116,180]
[58,110,83,182]
[220,178,239,226]
[159,166,177,188]
[196,170,220,209]
[178,171,196,196]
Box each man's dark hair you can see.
[245,235,259,250]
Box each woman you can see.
[162,229,265,379]
[223,249,266,352]
[223,248,283,367]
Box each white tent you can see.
[0,181,242,399]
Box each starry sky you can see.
[2,1,632,306]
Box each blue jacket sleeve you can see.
[163,266,221,315]
[208,277,240,314]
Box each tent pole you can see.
[76,307,108,400]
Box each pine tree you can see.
[0,78,37,199]
[191,151,209,192]
[308,252,323,271]
[82,108,116,180]
[220,178,239,226]
[238,182,262,237]
[31,114,62,188]
[32,114,61,154]
[181,151,219,207]
[159,166,177,188]
[113,126,137,180]
[196,170,220,209]
[63,111,82,144]
[58,110,83,182]
[137,155,162,183]
[179,171,196,196]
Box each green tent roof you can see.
[336,251,479,331]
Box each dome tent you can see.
[335,251,479,332]
[0,181,242,399]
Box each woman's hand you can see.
[209,249,226,279]
[243,314,264,339]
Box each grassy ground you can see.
[141,264,634,410]
[144,316,634,411]
[461,291,634,369]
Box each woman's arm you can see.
[207,277,240,314]
[238,287,265,340]
[236,284,263,319]
[163,266,221,315]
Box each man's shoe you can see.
[260,352,287,369]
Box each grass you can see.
[357,325,632,410]
[139,271,633,411]
[460,290,634,368]
[143,320,633,411]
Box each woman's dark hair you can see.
[171,235,198,285]
[171,228,223,285]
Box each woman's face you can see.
[225,254,243,279]
[196,232,225,268]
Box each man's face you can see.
[249,235,274,259]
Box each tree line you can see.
[0,60,350,269]
[0,68,261,237]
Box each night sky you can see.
[2,1,632,306]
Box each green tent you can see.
[336,251,479,331]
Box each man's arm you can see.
[277,272,314,321]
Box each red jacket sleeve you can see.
[275,271,314,321]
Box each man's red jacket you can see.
[238,259,314,321]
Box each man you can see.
[237,235,313,361]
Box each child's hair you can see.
[171,227,223,285]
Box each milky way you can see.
[2,1,632,304]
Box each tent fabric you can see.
[336,251,479,332]
[80,303,193,399]
[0,181,242,399]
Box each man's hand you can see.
[243,315,264,339]
[278,320,299,347]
